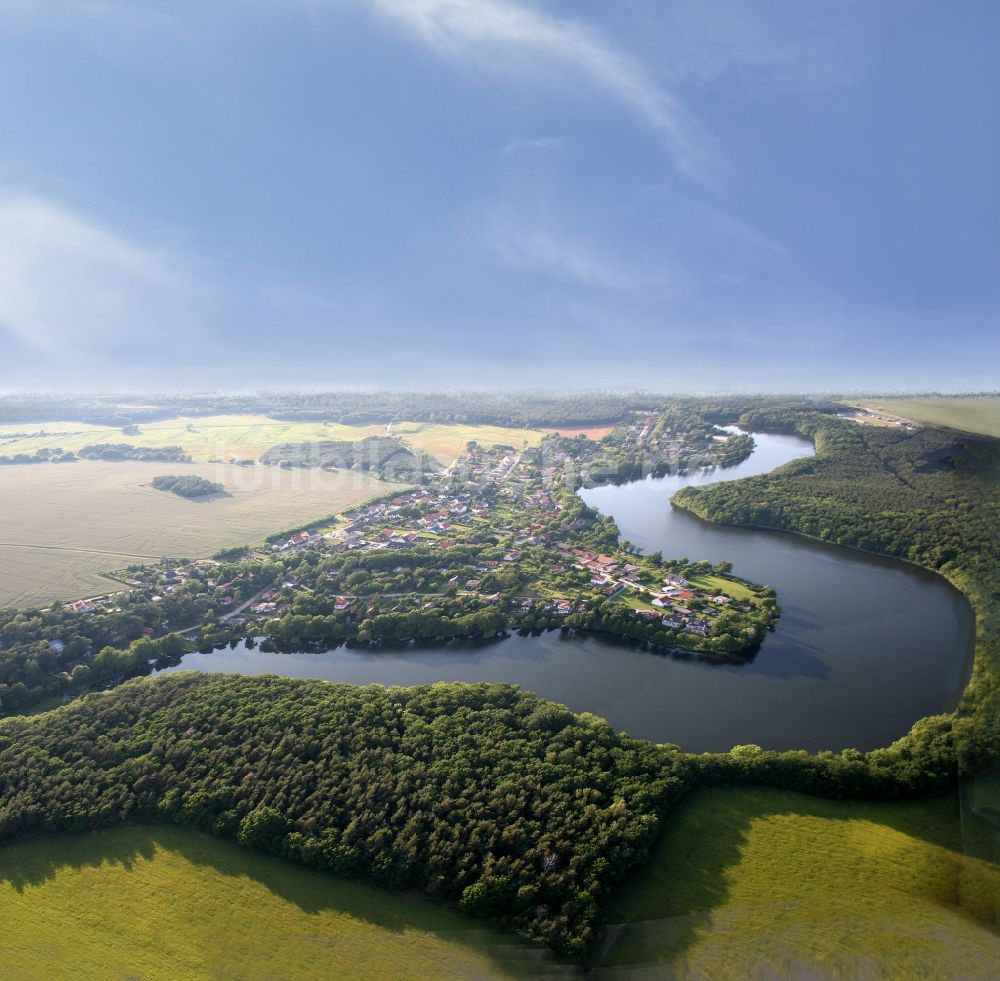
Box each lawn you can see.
[853,398,1000,439]
[0,461,405,608]
[595,787,1000,980]
[687,574,756,602]
[0,825,563,981]
[389,421,545,465]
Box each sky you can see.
[0,0,997,393]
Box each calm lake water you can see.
[164,431,974,752]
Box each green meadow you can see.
[0,825,565,981]
[597,787,1000,980]
[856,397,1000,438]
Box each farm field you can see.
[543,426,615,440]
[0,415,550,466]
[389,421,545,464]
[0,461,404,608]
[853,398,1000,438]
[0,824,560,981]
[597,787,1000,980]
[0,415,387,463]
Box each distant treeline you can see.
[0,392,844,429]
[78,444,192,463]
[0,447,76,465]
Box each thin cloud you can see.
[502,136,566,156]
[361,0,701,176]
[487,217,667,292]
[0,193,203,354]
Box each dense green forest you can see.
[674,410,1000,773]
[0,673,689,958]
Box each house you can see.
[651,595,673,608]
[334,597,351,611]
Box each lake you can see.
[163,431,975,752]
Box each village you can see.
[58,414,777,660]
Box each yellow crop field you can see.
[598,787,1000,980]
[0,824,559,980]
[389,421,544,464]
[0,461,405,608]
[0,415,387,463]
[0,415,547,466]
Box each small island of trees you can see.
[152,475,225,498]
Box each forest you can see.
[0,673,690,959]
[674,408,1000,773]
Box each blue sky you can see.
[0,0,997,392]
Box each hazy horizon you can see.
[1,1,997,391]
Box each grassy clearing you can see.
[0,824,562,981]
[389,421,544,464]
[0,415,387,464]
[596,787,1000,980]
[853,398,1000,439]
[687,574,755,602]
[0,461,405,607]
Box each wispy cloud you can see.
[0,192,204,355]
[359,0,700,176]
[1,0,704,177]
[502,136,565,156]
[486,215,666,292]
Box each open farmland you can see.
[0,415,387,464]
[0,461,404,608]
[853,398,1000,438]
[388,421,545,464]
[543,426,615,440]
[0,824,557,981]
[598,787,1000,980]
[0,415,549,466]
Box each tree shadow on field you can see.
[0,823,575,978]
[590,785,1000,979]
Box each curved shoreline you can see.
[667,500,978,714]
